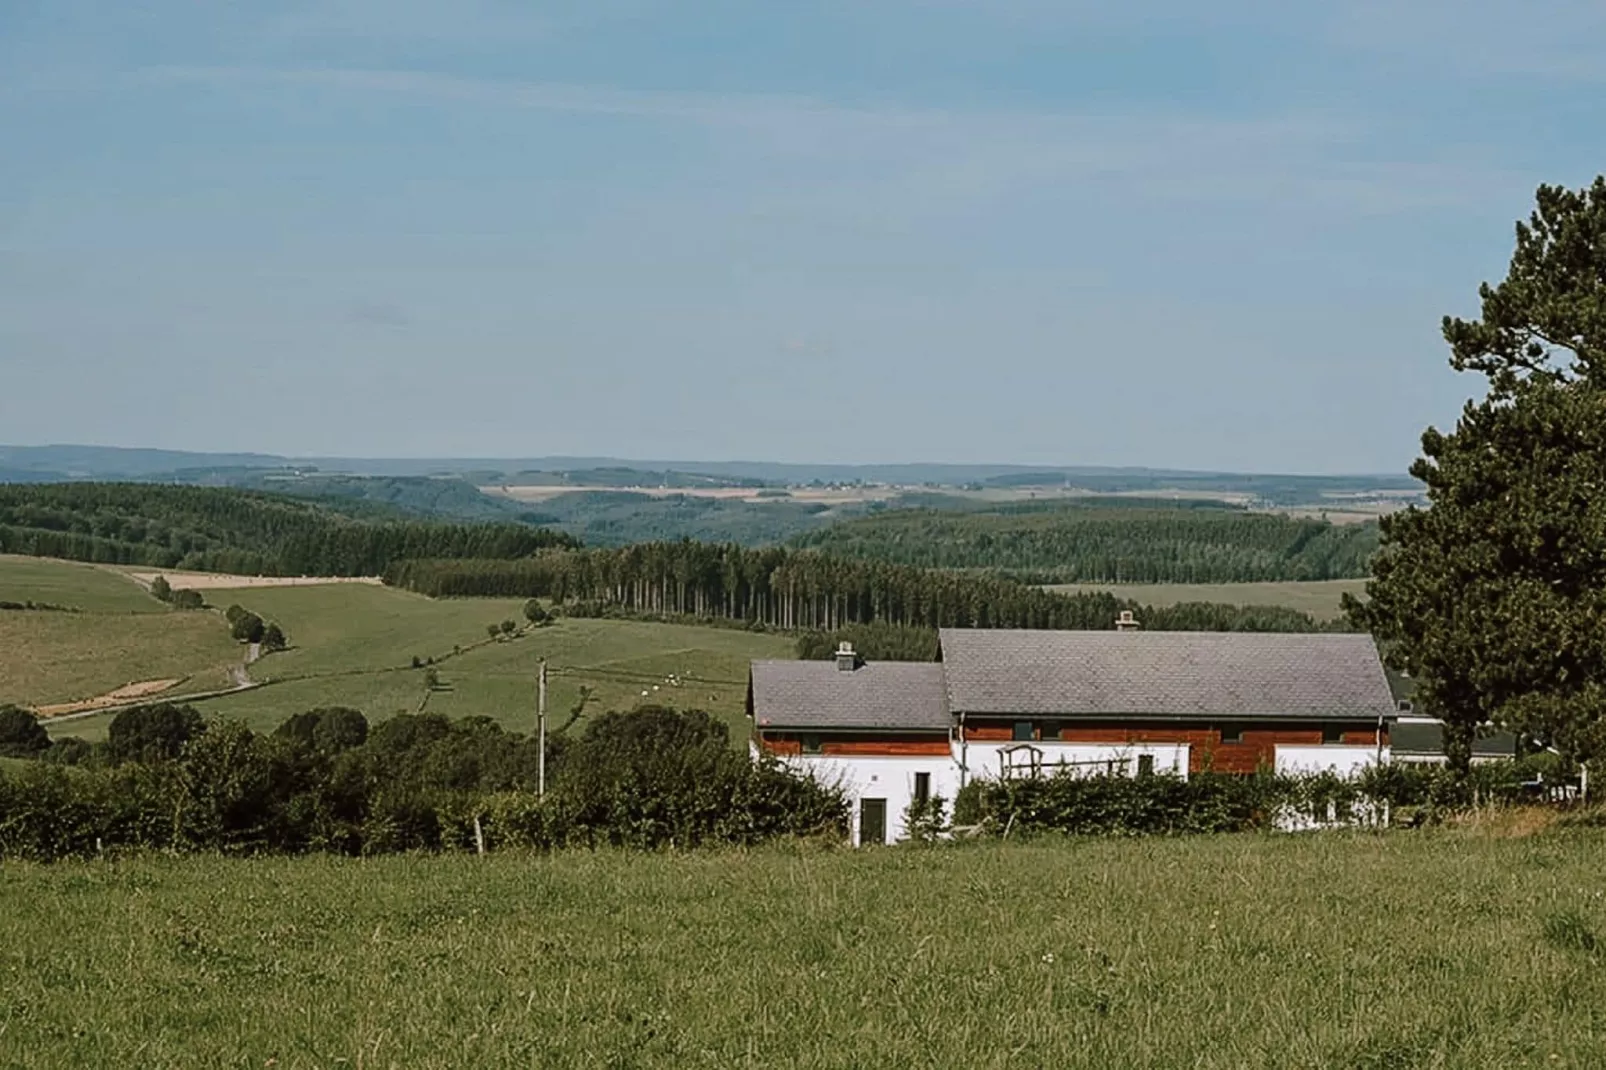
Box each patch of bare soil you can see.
[126,571,382,591]
[37,678,185,718]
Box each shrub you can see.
[273,708,369,754]
[0,705,50,758]
[106,703,205,765]
[555,706,845,848]
[261,622,287,651]
[148,575,172,602]
[170,588,204,610]
[228,606,265,644]
[902,794,948,843]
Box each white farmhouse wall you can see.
[1274,745,1387,778]
[960,742,1190,783]
[779,755,964,846]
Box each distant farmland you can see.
[18,563,793,741]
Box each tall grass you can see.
[3,829,1604,1067]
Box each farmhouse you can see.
[748,625,1402,845]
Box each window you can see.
[913,772,931,805]
[1012,721,1035,742]
[802,734,822,754]
[1220,725,1244,744]
[1323,724,1346,745]
[1137,754,1156,777]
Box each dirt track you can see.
[125,571,382,591]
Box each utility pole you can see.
[537,659,548,798]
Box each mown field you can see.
[1046,579,1367,619]
[0,553,170,613]
[17,563,793,740]
[2,827,1603,1068]
[0,556,242,708]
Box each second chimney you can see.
[836,641,859,671]
[1115,610,1140,632]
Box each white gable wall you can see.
[777,755,964,845]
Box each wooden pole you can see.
[538,659,548,798]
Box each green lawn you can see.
[2,828,1603,1068]
[0,553,165,613]
[46,580,794,740]
[1046,579,1368,619]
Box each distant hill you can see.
[0,444,1420,502]
[791,501,1382,584]
[0,483,575,575]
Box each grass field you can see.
[1046,579,1368,619]
[43,577,794,740]
[2,827,1603,1068]
[0,553,169,613]
[0,556,244,709]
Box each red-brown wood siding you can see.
[821,740,952,756]
[964,725,1014,741]
[759,731,949,757]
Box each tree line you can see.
[0,483,577,575]
[791,503,1381,583]
[385,543,1342,633]
[0,703,843,860]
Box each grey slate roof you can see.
[939,629,1397,720]
[749,660,950,731]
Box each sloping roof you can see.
[1391,719,1518,757]
[939,629,1397,720]
[749,660,949,731]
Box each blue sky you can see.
[2,1,1602,473]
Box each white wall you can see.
[778,755,964,845]
[960,741,1190,783]
[1274,745,1387,778]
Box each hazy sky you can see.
[2,2,1602,472]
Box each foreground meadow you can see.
[3,829,1604,1068]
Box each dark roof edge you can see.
[953,709,1398,721]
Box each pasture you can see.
[2,827,1603,1068]
[42,574,793,740]
[0,553,168,614]
[1046,579,1367,619]
[0,556,242,709]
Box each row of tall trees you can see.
[385,544,1336,633]
[0,483,576,575]
[792,503,1381,583]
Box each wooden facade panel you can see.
[760,731,949,757]
[964,725,1014,741]
[1242,729,1323,745]
[1341,729,1386,746]
[821,740,951,757]
[1197,744,1269,774]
